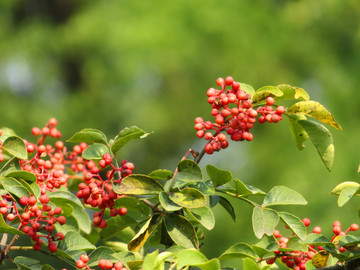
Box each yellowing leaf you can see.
[252,86,283,104]
[128,214,161,252]
[311,250,329,268]
[287,101,341,130]
[277,84,310,101]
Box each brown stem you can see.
[142,199,162,212]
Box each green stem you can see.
[166,149,194,193]
[221,191,259,207]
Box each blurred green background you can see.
[1,0,360,262]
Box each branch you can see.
[317,258,360,270]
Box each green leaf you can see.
[164,214,199,249]
[142,250,160,270]
[149,169,173,180]
[0,177,31,198]
[114,174,163,195]
[111,251,138,270]
[186,206,215,230]
[233,179,265,197]
[87,246,116,267]
[67,128,108,144]
[331,181,360,195]
[0,157,21,176]
[177,249,221,270]
[240,83,255,97]
[0,214,25,234]
[252,86,283,104]
[48,190,84,209]
[6,170,37,182]
[284,237,308,252]
[183,181,215,196]
[206,164,232,188]
[278,212,307,240]
[128,214,162,252]
[242,258,260,270]
[72,204,92,234]
[159,191,182,211]
[252,236,278,257]
[0,127,16,141]
[100,215,137,239]
[252,207,279,239]
[168,187,207,208]
[263,186,307,206]
[2,136,27,159]
[287,114,309,150]
[111,126,151,154]
[176,159,202,182]
[219,243,258,261]
[114,196,151,222]
[339,235,360,247]
[337,186,359,207]
[13,257,44,270]
[305,234,334,247]
[65,231,96,250]
[276,84,309,101]
[218,196,236,221]
[287,100,341,130]
[82,143,110,160]
[298,120,335,171]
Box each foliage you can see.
[1,77,357,270]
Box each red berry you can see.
[56,232,65,240]
[114,261,124,270]
[350,224,359,231]
[99,259,107,268]
[48,118,58,127]
[48,242,58,253]
[6,213,15,221]
[266,96,275,105]
[76,260,86,269]
[216,77,225,86]
[118,207,127,216]
[302,218,311,227]
[224,76,234,86]
[40,195,50,205]
[313,226,321,234]
[33,242,42,250]
[57,216,66,225]
[333,221,341,227]
[55,141,64,149]
[32,127,41,136]
[194,117,204,124]
[80,254,89,263]
[273,230,281,238]
[333,226,342,235]
[20,196,29,205]
[276,106,285,114]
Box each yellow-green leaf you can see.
[128,214,162,252]
[287,101,341,130]
[252,86,283,104]
[277,84,309,101]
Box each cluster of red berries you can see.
[75,254,126,270]
[74,152,133,228]
[0,194,66,253]
[194,77,285,154]
[20,118,69,193]
[265,219,359,269]
[0,118,132,256]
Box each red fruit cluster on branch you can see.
[265,219,359,269]
[195,77,285,154]
[0,118,132,254]
[1,194,65,253]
